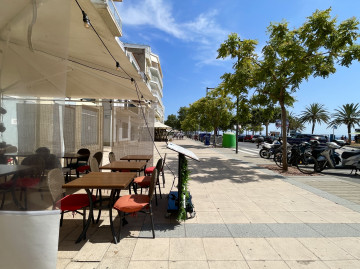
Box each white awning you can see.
[0,0,154,101]
[154,122,171,129]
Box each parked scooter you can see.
[259,140,282,159]
[312,141,341,172]
[341,148,360,170]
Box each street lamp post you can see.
[235,96,239,154]
[206,87,215,95]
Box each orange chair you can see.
[111,169,158,243]
[133,158,162,205]
[47,168,95,232]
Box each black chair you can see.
[66,148,90,178]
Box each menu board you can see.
[167,143,199,161]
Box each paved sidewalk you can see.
[57,138,360,268]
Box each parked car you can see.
[287,134,328,145]
[238,135,246,142]
[244,135,253,142]
[264,136,274,143]
[251,135,260,143]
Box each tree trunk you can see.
[213,126,217,147]
[312,122,315,134]
[348,124,352,145]
[265,123,269,136]
[280,100,288,171]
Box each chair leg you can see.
[154,186,158,206]
[82,208,87,240]
[149,204,155,238]
[158,182,162,199]
[162,172,165,188]
[24,188,28,210]
[60,211,64,227]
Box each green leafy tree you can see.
[328,103,360,143]
[255,8,360,170]
[217,34,258,152]
[182,95,233,140]
[165,114,179,130]
[300,103,330,134]
[177,107,189,128]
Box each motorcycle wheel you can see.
[316,160,327,172]
[259,149,269,159]
[297,155,318,174]
[274,152,283,168]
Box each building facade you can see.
[123,44,165,123]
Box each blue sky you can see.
[116,0,360,138]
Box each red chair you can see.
[47,168,95,230]
[145,153,166,187]
[134,158,162,205]
[112,169,158,243]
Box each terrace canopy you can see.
[0,0,154,101]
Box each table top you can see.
[100,161,147,171]
[3,152,34,157]
[62,172,136,189]
[120,155,153,161]
[0,164,31,177]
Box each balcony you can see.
[91,0,122,37]
[149,66,163,88]
[150,77,163,98]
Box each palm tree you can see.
[287,112,305,134]
[328,103,360,143]
[300,103,330,134]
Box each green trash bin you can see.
[222,133,236,148]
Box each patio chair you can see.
[109,152,116,163]
[47,168,95,229]
[93,151,103,167]
[112,169,157,243]
[66,148,90,177]
[133,158,162,205]
[16,154,46,209]
[145,153,166,187]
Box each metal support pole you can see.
[235,96,239,154]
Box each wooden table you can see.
[100,161,147,174]
[0,164,31,177]
[120,155,153,162]
[63,171,137,243]
[3,152,34,164]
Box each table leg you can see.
[109,189,119,244]
[75,188,93,243]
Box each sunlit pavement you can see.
[57,138,360,269]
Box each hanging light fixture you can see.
[82,10,90,28]
[116,61,120,70]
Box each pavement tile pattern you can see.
[57,139,360,268]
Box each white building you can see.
[123,44,165,123]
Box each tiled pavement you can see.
[57,139,360,268]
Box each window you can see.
[81,107,98,146]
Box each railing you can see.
[150,66,163,88]
[126,51,140,72]
[150,78,163,97]
[107,0,122,33]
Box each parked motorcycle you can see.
[259,140,282,159]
